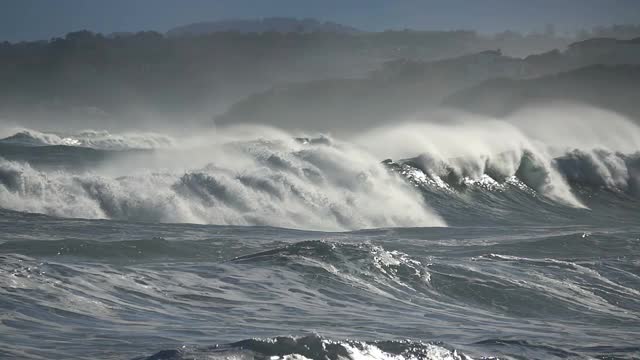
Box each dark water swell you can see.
[1,207,639,359]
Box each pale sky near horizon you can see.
[1,0,640,42]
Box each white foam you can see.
[0,130,446,231]
[0,128,175,150]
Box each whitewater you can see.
[1,106,639,359]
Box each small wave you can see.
[477,252,640,298]
[134,335,472,360]
[0,237,213,261]
[230,240,431,296]
[0,128,175,150]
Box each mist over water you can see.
[1,105,640,227]
[358,105,640,202]
[0,125,447,230]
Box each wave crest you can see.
[0,128,175,150]
[0,134,445,230]
[135,335,472,360]
[386,149,640,198]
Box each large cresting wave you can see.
[0,129,444,230]
[0,105,639,229]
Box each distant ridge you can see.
[167,17,361,36]
[216,36,640,131]
[443,64,640,120]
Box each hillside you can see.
[443,65,640,121]
[0,29,503,130]
[167,18,360,36]
[215,50,525,132]
[216,37,640,132]
[2,28,640,131]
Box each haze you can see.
[2,0,640,42]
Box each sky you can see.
[1,0,640,42]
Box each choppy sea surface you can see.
[0,128,639,359]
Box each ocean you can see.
[0,124,639,360]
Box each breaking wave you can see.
[0,135,444,230]
[385,148,640,196]
[1,106,639,229]
[0,128,175,150]
[1,135,639,228]
[355,107,640,208]
[134,335,471,360]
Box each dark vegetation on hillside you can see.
[444,65,640,120]
[218,38,640,132]
[1,21,640,131]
